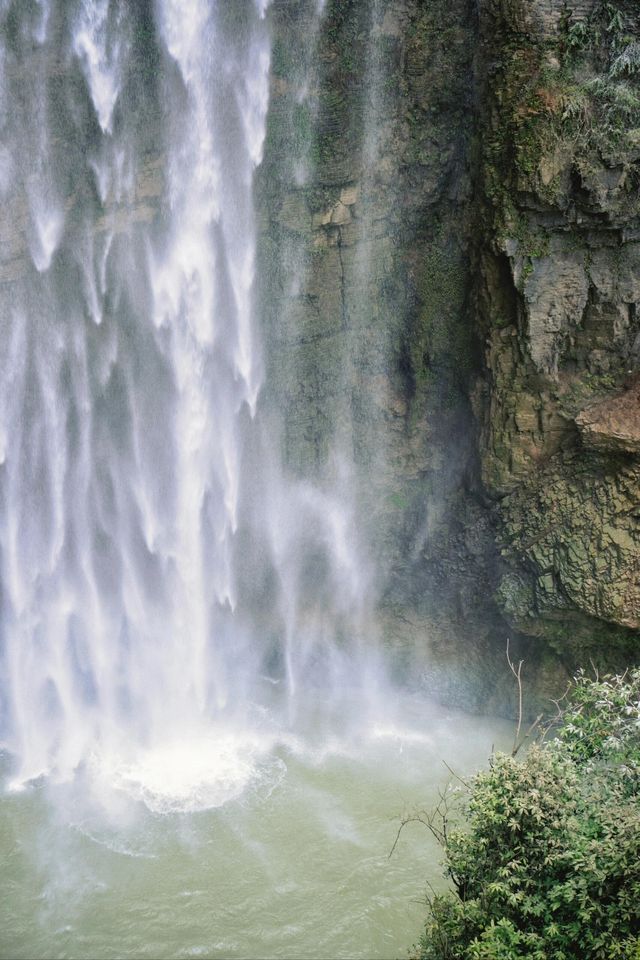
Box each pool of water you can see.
[0,698,511,960]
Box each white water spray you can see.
[0,0,380,805]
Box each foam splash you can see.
[91,730,276,814]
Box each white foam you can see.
[91,730,275,814]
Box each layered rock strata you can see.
[476,0,640,687]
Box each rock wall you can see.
[259,0,640,712]
[258,0,523,711]
[476,0,640,684]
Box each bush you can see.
[415,669,640,960]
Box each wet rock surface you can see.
[258,0,640,709]
[257,0,523,711]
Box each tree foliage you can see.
[415,669,640,960]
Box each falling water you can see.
[0,5,517,957]
[0,0,377,804]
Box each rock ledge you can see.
[576,378,640,455]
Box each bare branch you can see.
[539,681,574,740]
[511,713,543,757]
[388,814,426,859]
[389,788,458,858]
[441,758,470,788]
[506,638,524,756]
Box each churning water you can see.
[0,2,508,956]
[0,697,511,960]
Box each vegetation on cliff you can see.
[414,669,640,959]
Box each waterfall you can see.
[0,0,378,803]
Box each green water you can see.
[0,702,510,960]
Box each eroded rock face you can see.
[477,0,640,668]
[500,453,640,631]
[523,249,589,376]
[576,378,640,454]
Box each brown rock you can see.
[576,378,640,454]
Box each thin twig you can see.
[441,758,470,788]
[388,813,430,859]
[506,637,524,756]
[511,713,543,757]
[389,788,456,858]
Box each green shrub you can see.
[415,669,640,960]
[610,42,640,78]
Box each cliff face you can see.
[257,0,512,708]
[260,0,640,710]
[477,0,640,677]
